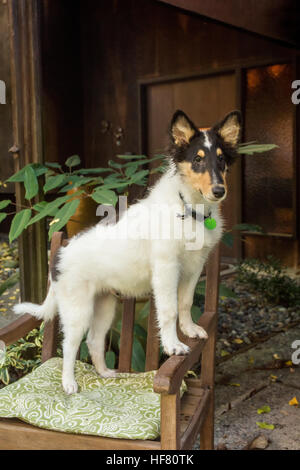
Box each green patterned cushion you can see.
[0,357,186,440]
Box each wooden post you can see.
[160,392,180,450]
[8,0,48,304]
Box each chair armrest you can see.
[153,310,217,394]
[0,314,41,346]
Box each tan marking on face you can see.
[197,149,205,158]
[178,161,212,195]
[216,148,223,156]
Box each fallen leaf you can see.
[257,405,271,415]
[273,354,280,360]
[221,350,230,357]
[270,375,278,382]
[285,360,293,366]
[248,357,255,365]
[289,397,299,406]
[248,434,269,450]
[229,383,241,387]
[233,338,243,344]
[256,422,275,430]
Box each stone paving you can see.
[213,325,300,450]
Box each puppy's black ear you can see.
[170,110,198,147]
[214,111,242,148]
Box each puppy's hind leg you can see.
[59,294,94,395]
[87,294,117,378]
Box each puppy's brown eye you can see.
[194,156,202,163]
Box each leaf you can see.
[26,195,71,227]
[221,231,234,248]
[0,213,7,224]
[257,405,271,414]
[138,300,150,320]
[131,337,145,372]
[105,350,116,369]
[125,163,139,177]
[221,350,230,357]
[0,200,11,210]
[233,338,243,344]
[58,177,95,193]
[9,209,32,243]
[43,174,67,193]
[229,383,240,387]
[233,223,263,233]
[24,166,39,200]
[73,168,111,175]
[238,144,278,155]
[48,199,80,240]
[65,155,81,168]
[6,163,48,183]
[219,284,237,298]
[45,162,62,169]
[117,154,147,160]
[256,422,275,430]
[195,280,206,296]
[289,396,299,406]
[129,169,149,184]
[191,305,202,322]
[79,341,90,362]
[134,324,147,341]
[0,367,10,385]
[91,189,118,206]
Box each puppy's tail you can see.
[13,282,57,322]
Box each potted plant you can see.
[0,153,164,242]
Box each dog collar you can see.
[178,192,217,230]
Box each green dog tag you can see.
[204,217,217,230]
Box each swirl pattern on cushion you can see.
[0,357,186,440]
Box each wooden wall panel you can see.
[79,0,295,169]
[0,0,14,191]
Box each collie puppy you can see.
[14,110,241,394]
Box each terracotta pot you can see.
[66,188,99,238]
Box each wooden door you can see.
[144,72,240,261]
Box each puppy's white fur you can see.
[14,165,223,394]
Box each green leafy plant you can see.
[0,324,44,386]
[237,256,300,308]
[0,154,164,243]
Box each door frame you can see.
[137,56,299,262]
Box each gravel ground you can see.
[0,238,20,328]
[215,275,300,361]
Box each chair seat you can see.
[0,358,186,440]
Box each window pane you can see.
[243,64,294,234]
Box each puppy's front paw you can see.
[62,378,78,395]
[180,322,208,340]
[164,341,190,356]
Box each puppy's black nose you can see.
[212,185,225,199]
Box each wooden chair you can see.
[0,231,220,450]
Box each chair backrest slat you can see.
[118,298,136,372]
[145,295,160,371]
